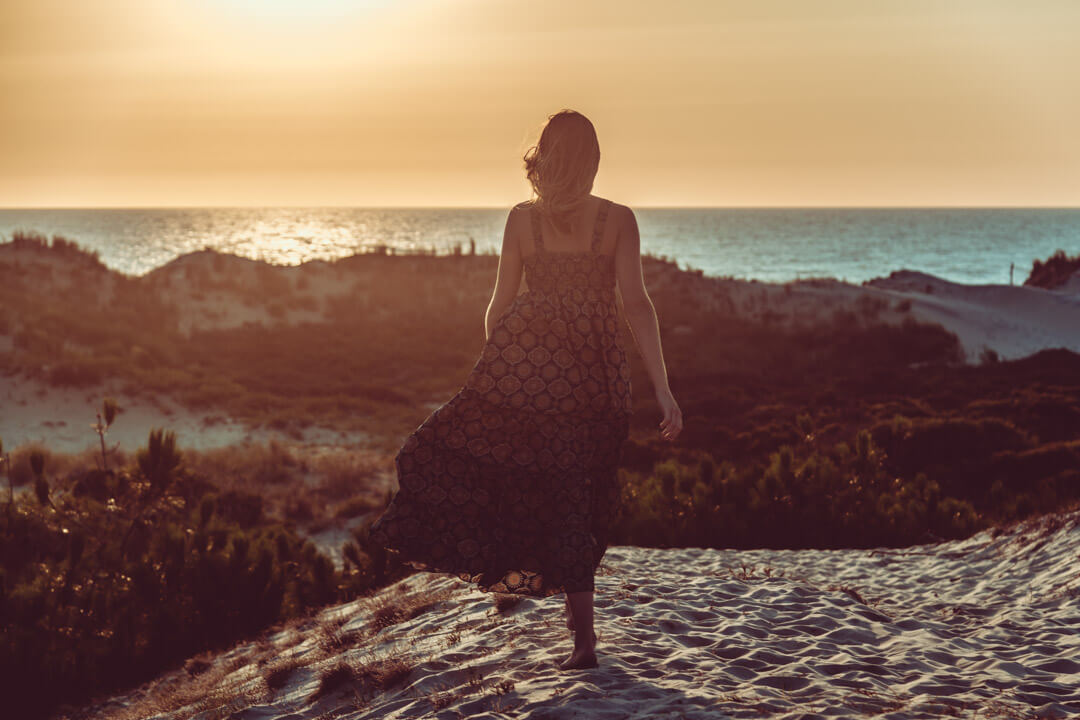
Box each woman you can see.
[368,109,682,671]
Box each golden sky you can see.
[2,0,1078,207]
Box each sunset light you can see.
[2,1,1078,207]
[3,3,1080,718]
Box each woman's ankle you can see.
[573,628,596,649]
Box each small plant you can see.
[315,617,350,655]
[493,593,524,614]
[312,662,355,700]
[1025,248,1080,289]
[365,584,452,634]
[465,665,486,694]
[1,436,11,520]
[492,679,515,696]
[730,562,758,581]
[137,427,182,491]
[30,449,50,507]
[90,397,120,472]
[429,689,459,710]
[183,658,212,677]
[359,655,413,690]
[265,658,302,691]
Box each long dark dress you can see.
[368,198,632,597]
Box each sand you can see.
[86,509,1080,720]
[622,261,1080,364]
[864,270,1080,362]
[693,270,1080,364]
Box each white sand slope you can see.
[89,510,1080,720]
[654,265,1080,364]
[1059,269,1080,295]
[863,270,1080,362]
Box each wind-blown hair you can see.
[523,110,601,235]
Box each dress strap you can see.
[530,205,545,254]
[590,199,612,253]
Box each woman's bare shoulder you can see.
[503,202,534,248]
[604,201,637,233]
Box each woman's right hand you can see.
[656,388,683,442]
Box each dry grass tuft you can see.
[264,655,304,692]
[493,593,525,614]
[365,583,454,635]
[465,665,486,694]
[355,654,414,691]
[312,662,356,700]
[314,615,351,655]
[429,688,461,710]
[443,629,463,648]
[183,656,212,677]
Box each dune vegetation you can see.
[0,411,409,719]
[1024,248,1080,289]
[4,232,1080,717]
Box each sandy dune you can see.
[88,509,1080,720]
[691,269,1080,364]
[619,259,1080,364]
[864,270,1080,362]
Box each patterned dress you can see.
[368,198,632,597]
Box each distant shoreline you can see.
[2,207,1076,283]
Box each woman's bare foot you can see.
[558,644,598,670]
[560,589,598,668]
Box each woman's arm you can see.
[613,204,683,441]
[484,205,525,341]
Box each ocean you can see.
[0,207,1077,285]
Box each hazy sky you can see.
[2,0,1078,207]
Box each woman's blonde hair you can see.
[523,110,600,234]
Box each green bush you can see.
[0,430,411,720]
[1025,249,1080,289]
[613,429,989,551]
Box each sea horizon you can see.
[3,206,1078,285]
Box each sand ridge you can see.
[88,510,1080,720]
[865,270,1080,362]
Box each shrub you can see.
[1025,249,1080,289]
[0,432,413,720]
[612,427,995,551]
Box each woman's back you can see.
[465,195,631,417]
[521,195,617,255]
[520,196,619,295]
